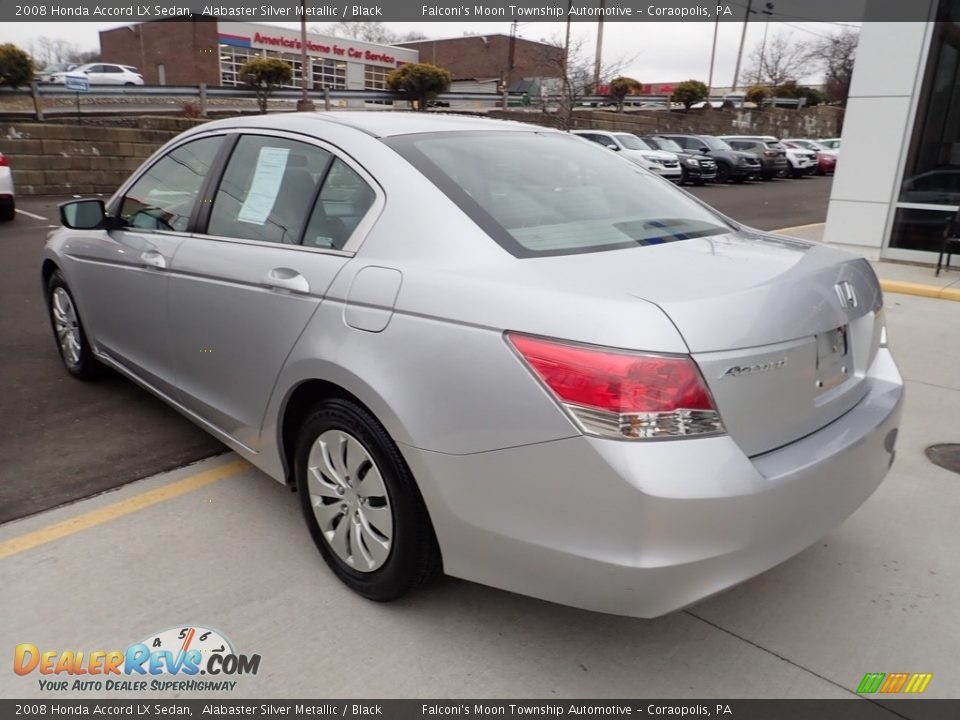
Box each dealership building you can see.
[99,19,419,91]
[825,1,960,262]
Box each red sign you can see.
[252,32,397,65]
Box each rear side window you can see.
[207,136,332,245]
[302,158,375,250]
[387,131,731,258]
[119,135,224,232]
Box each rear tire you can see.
[0,199,14,222]
[295,398,440,601]
[46,270,101,380]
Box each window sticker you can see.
[237,146,290,225]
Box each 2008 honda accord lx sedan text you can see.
[42,113,903,617]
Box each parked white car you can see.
[571,130,682,179]
[819,138,842,150]
[48,63,144,86]
[36,63,78,84]
[783,138,839,175]
[0,151,15,221]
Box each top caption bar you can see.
[1,0,940,23]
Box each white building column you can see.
[823,16,934,258]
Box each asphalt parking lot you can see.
[0,196,223,524]
[0,176,835,524]
[1,290,957,701]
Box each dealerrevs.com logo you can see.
[14,626,261,692]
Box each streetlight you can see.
[758,3,775,86]
[731,1,774,94]
[730,0,753,93]
[297,0,315,111]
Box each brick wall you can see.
[488,106,845,140]
[100,18,220,87]
[1,118,208,195]
[397,35,564,86]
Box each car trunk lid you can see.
[541,230,884,456]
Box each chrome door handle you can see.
[140,250,166,269]
[263,267,310,294]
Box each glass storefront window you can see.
[894,0,960,251]
[890,207,957,252]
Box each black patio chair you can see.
[937,208,960,276]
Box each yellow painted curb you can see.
[771,222,826,234]
[880,280,960,302]
[0,459,247,561]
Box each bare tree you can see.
[397,30,428,42]
[27,37,78,68]
[26,37,98,68]
[533,34,638,130]
[807,29,859,105]
[746,32,809,89]
[318,21,397,44]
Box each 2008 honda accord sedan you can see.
[42,113,903,617]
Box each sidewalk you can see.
[774,223,960,302]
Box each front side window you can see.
[119,135,224,232]
[207,135,332,245]
[387,131,732,258]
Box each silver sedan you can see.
[42,113,903,617]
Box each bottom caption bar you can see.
[2,700,956,719]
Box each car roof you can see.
[198,112,554,139]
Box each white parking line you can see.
[15,208,48,221]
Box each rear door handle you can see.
[140,250,166,269]
[263,267,310,294]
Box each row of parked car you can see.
[571,130,840,186]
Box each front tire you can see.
[46,270,101,380]
[295,398,440,601]
[715,163,731,183]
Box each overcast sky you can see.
[0,20,855,87]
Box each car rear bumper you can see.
[405,348,903,618]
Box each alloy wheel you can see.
[51,287,82,368]
[306,429,394,572]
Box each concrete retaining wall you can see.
[1,117,208,195]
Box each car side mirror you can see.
[608,145,620,151]
[60,199,111,230]
[699,147,710,153]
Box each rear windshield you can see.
[385,131,732,258]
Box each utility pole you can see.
[507,19,517,89]
[707,17,719,94]
[731,0,753,94]
[593,0,605,92]
[297,0,315,111]
[758,2,775,86]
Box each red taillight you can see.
[0,153,8,167]
[507,333,724,440]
